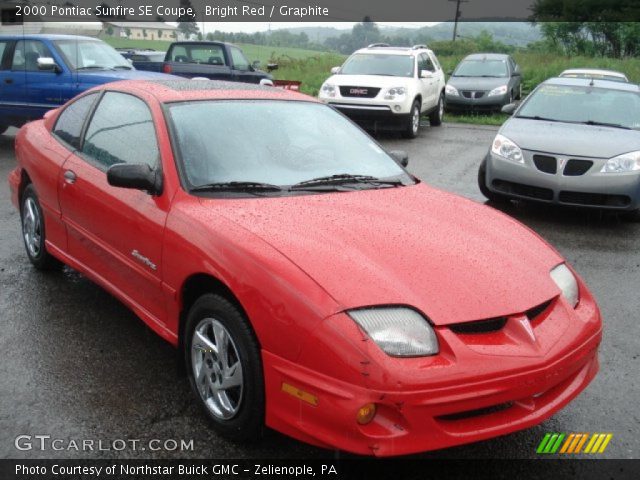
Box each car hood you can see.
[200,184,562,325]
[78,69,175,84]
[448,76,508,91]
[501,118,640,158]
[327,74,412,89]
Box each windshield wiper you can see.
[516,115,560,122]
[113,65,133,70]
[581,120,631,130]
[291,174,403,190]
[76,65,115,71]
[190,181,283,193]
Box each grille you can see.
[533,155,557,174]
[559,191,631,207]
[339,86,380,98]
[461,90,485,99]
[450,317,507,334]
[437,402,514,421]
[492,179,554,200]
[563,159,593,176]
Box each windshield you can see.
[167,100,411,193]
[54,40,132,70]
[340,54,414,77]
[453,59,508,77]
[516,84,640,129]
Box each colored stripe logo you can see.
[537,433,612,454]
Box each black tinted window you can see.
[53,93,98,149]
[82,92,158,170]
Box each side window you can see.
[52,93,98,149]
[169,45,187,62]
[12,40,54,72]
[229,47,249,71]
[429,52,441,71]
[82,92,158,170]
[0,41,8,69]
[418,53,434,73]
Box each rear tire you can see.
[478,161,510,204]
[185,293,264,442]
[21,184,63,270]
[429,93,444,126]
[401,100,421,139]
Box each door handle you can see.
[4,78,13,84]
[63,170,76,184]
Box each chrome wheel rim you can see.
[191,318,243,420]
[22,197,42,258]
[412,106,420,134]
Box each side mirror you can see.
[252,60,261,69]
[447,70,453,76]
[420,70,434,79]
[389,150,409,167]
[37,57,60,72]
[501,103,517,115]
[107,163,162,195]
[512,71,521,77]
[266,63,278,72]
[330,66,340,74]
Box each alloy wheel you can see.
[22,197,42,258]
[191,318,244,420]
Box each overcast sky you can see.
[197,22,440,34]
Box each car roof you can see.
[354,45,431,56]
[0,34,98,41]
[462,53,510,61]
[97,79,315,103]
[559,68,628,79]
[543,76,639,92]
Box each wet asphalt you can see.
[0,122,638,462]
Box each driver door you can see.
[58,91,168,325]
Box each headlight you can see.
[600,151,640,173]
[491,134,524,164]
[445,84,459,96]
[384,86,406,100]
[320,83,336,98]
[348,307,439,357]
[550,263,579,308]
[488,85,508,97]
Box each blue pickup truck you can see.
[0,34,172,133]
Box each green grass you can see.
[102,37,640,126]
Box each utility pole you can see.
[449,0,469,41]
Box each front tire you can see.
[478,161,510,204]
[429,93,444,126]
[402,100,421,139]
[185,294,264,442]
[21,184,63,270]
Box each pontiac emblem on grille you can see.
[350,88,368,95]
[558,158,567,169]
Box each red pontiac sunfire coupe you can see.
[9,80,602,456]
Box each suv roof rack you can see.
[412,44,428,50]
[367,43,391,48]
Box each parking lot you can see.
[0,122,638,461]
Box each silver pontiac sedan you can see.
[479,77,640,220]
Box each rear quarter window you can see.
[52,93,98,150]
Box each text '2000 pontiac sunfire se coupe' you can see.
[8,80,602,456]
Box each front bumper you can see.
[263,290,602,456]
[326,103,411,130]
[485,150,640,210]
[446,92,509,111]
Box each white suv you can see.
[318,44,446,138]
